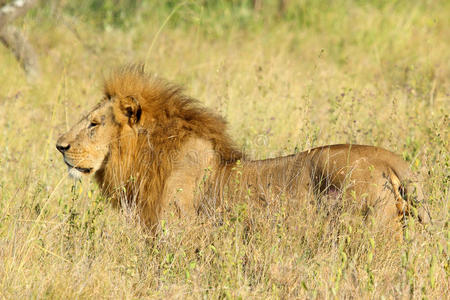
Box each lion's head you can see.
[56,90,142,180]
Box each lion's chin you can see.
[64,159,93,179]
[68,167,83,180]
[66,164,93,180]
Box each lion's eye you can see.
[89,121,99,129]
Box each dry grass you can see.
[0,1,448,298]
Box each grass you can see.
[0,0,448,298]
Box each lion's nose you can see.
[56,142,70,153]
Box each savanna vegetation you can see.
[0,0,448,298]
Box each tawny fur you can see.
[57,65,430,233]
[95,66,243,226]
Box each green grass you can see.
[0,0,448,298]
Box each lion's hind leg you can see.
[335,162,405,240]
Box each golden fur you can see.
[56,65,430,232]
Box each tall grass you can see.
[0,0,448,298]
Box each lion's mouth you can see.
[64,160,93,174]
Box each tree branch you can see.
[0,0,38,30]
[0,0,40,80]
[0,25,39,79]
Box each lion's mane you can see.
[95,65,243,226]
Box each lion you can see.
[56,65,430,234]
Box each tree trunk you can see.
[0,0,40,80]
[0,25,39,79]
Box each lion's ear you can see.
[116,96,142,126]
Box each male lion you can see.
[56,65,429,233]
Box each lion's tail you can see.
[389,165,431,224]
